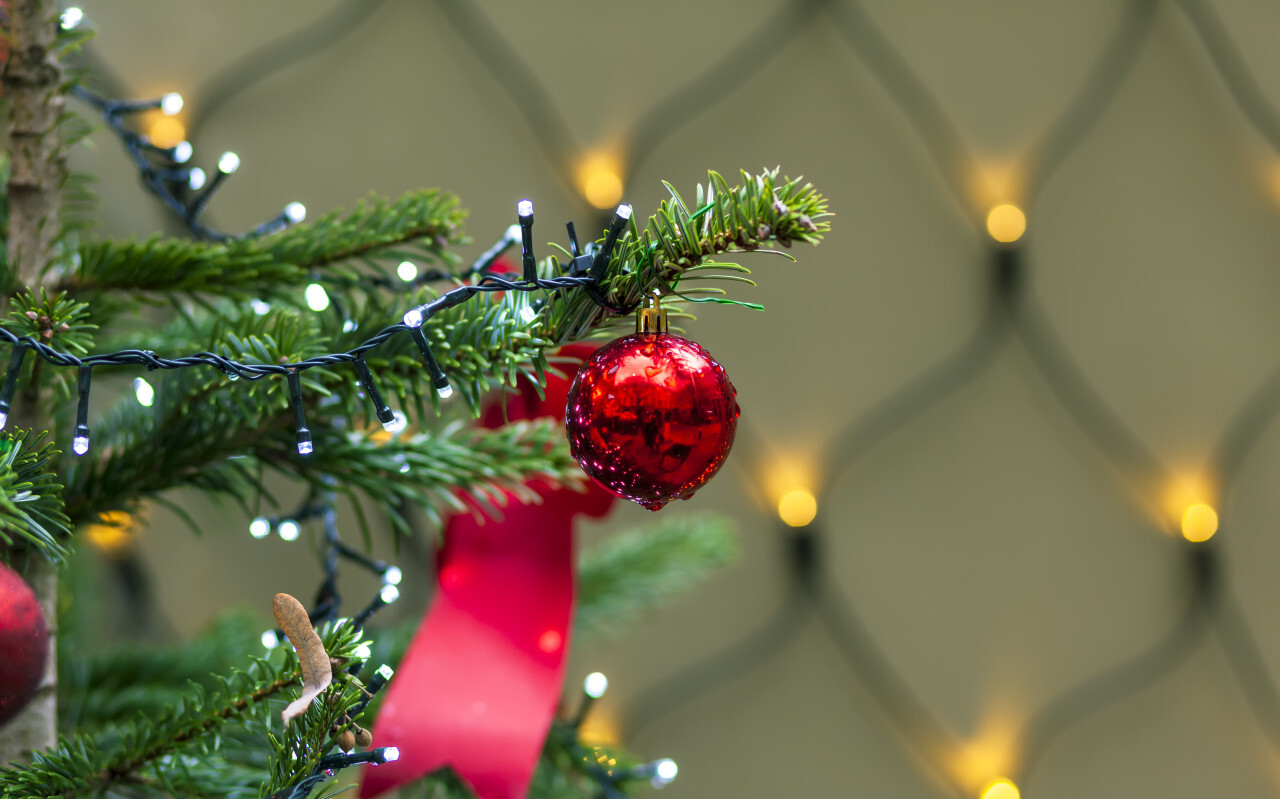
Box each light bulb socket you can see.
[73,365,93,453]
[287,372,313,455]
[0,346,28,429]
[353,358,396,427]
[590,205,631,282]
[409,327,452,397]
[518,200,537,283]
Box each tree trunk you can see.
[0,0,65,767]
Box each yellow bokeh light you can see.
[985,204,1026,243]
[577,152,624,209]
[777,489,817,527]
[578,711,620,746]
[1181,503,1219,542]
[148,115,186,149]
[980,778,1020,799]
[86,509,135,555]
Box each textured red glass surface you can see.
[565,332,739,510]
[0,561,48,725]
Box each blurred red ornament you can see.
[0,561,48,726]
[565,302,738,510]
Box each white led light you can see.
[437,384,453,399]
[382,410,407,434]
[617,204,633,219]
[383,747,400,763]
[60,7,83,28]
[342,319,358,333]
[380,584,400,604]
[251,299,271,316]
[378,664,394,679]
[297,440,314,455]
[517,199,534,217]
[284,202,306,223]
[506,224,521,240]
[133,377,155,407]
[354,642,372,660]
[519,305,537,324]
[653,759,678,787]
[249,517,270,539]
[304,283,330,312]
[402,309,424,328]
[583,672,608,699]
[0,412,9,430]
[397,261,418,282]
[278,520,301,541]
[172,141,193,163]
[217,151,240,174]
[188,167,206,190]
[383,566,402,586]
[161,93,184,116]
[72,435,89,455]
[261,630,279,649]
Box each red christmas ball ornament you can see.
[565,297,739,510]
[0,561,49,726]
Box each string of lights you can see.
[60,0,1280,796]
[0,200,632,459]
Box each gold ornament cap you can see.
[636,293,668,334]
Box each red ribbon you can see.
[362,344,614,799]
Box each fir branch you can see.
[60,188,467,301]
[0,430,71,564]
[576,513,738,640]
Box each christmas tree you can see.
[0,3,829,797]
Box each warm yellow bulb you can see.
[148,115,186,149]
[86,510,135,554]
[985,204,1026,243]
[1181,503,1219,542]
[980,778,1020,799]
[777,489,817,527]
[577,152,624,209]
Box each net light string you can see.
[613,0,1280,795]
[0,200,633,457]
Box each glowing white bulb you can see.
[278,520,301,541]
[72,435,89,455]
[172,141,193,163]
[354,642,373,660]
[251,299,271,316]
[380,584,400,604]
[217,151,240,174]
[60,7,83,28]
[653,759,678,787]
[342,319,358,333]
[304,283,330,312]
[506,224,521,240]
[249,517,270,539]
[160,93,184,116]
[133,377,155,407]
[383,747,400,763]
[383,566,403,586]
[617,204,633,219]
[583,672,608,699]
[437,384,453,399]
[297,440,314,455]
[188,168,206,190]
[517,199,534,217]
[0,412,9,430]
[519,305,538,324]
[399,462,411,474]
[378,664,394,680]
[382,410,407,434]
[397,261,418,282]
[403,309,424,328]
[284,202,306,223]
[261,630,279,649]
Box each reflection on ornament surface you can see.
[565,332,738,510]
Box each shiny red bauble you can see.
[0,561,48,726]
[565,332,739,510]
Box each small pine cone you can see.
[337,730,356,753]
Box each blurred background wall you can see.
[65,1,1280,797]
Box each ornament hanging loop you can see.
[636,293,668,334]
